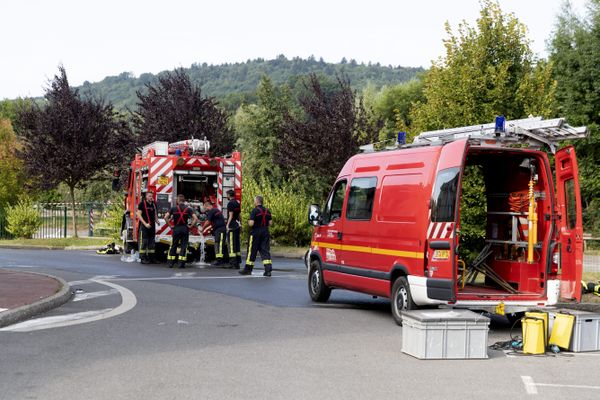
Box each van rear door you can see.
[427,139,468,302]
[555,146,583,301]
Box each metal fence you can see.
[0,202,109,239]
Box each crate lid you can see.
[401,309,490,323]
[556,309,600,318]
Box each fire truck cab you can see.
[122,138,242,262]
[307,117,587,324]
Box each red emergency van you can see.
[306,117,587,324]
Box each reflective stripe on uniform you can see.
[263,260,272,265]
[246,235,254,263]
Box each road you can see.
[1,249,599,400]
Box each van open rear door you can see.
[426,139,468,302]
[555,146,583,301]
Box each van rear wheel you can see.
[391,277,416,325]
[308,260,331,302]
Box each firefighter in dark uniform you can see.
[226,189,242,269]
[239,195,272,277]
[136,190,157,264]
[164,194,198,268]
[203,200,228,266]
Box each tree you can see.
[549,0,600,234]
[234,76,293,183]
[278,73,376,196]
[14,66,133,237]
[133,69,234,155]
[410,0,556,133]
[0,118,25,210]
[373,79,425,141]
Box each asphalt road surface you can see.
[1,249,599,400]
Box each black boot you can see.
[238,268,252,275]
[140,254,150,264]
[263,267,272,277]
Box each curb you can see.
[0,245,106,251]
[0,272,72,329]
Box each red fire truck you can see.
[121,138,242,261]
[306,116,587,324]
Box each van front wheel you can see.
[308,260,331,302]
[391,277,416,325]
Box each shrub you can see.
[95,195,125,241]
[6,196,42,239]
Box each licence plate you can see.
[432,250,450,260]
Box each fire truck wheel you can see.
[391,277,416,325]
[308,260,331,302]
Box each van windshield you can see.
[431,167,459,222]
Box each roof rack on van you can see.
[411,116,588,153]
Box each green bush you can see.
[6,196,42,239]
[241,178,313,247]
[95,195,125,241]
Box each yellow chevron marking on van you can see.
[311,242,424,260]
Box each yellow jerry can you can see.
[549,313,575,349]
[522,316,547,354]
[525,311,548,342]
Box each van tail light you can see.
[551,248,560,274]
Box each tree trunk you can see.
[69,184,78,238]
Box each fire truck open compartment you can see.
[456,148,550,299]
[173,171,218,210]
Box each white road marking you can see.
[521,375,600,395]
[0,278,137,332]
[0,309,112,331]
[68,280,93,285]
[521,376,538,395]
[177,320,189,325]
[72,289,118,302]
[536,383,600,390]
[0,308,7,312]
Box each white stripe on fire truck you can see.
[154,160,173,183]
[185,159,195,166]
[432,223,442,239]
[427,222,434,238]
[160,181,173,194]
[234,178,241,188]
[149,158,168,184]
[439,222,450,239]
[150,159,170,184]
[224,160,233,166]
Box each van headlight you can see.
[552,252,560,265]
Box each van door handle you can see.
[337,231,343,240]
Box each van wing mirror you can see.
[308,204,322,226]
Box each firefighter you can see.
[164,194,198,268]
[203,200,228,266]
[226,189,242,269]
[239,195,272,277]
[136,190,157,264]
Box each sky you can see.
[0,0,588,99]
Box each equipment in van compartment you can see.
[401,310,490,359]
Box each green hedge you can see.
[241,178,313,246]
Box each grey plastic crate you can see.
[401,309,490,359]
[549,309,600,352]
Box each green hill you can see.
[79,55,424,111]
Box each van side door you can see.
[555,146,583,301]
[316,179,348,282]
[427,139,468,302]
